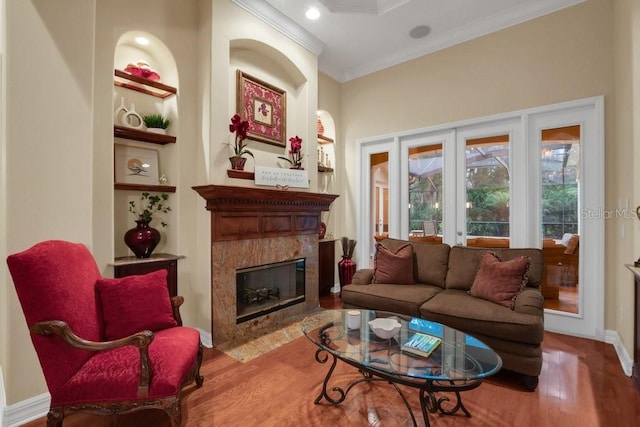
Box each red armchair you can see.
[7,240,204,427]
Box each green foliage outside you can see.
[409,168,577,239]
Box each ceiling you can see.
[232,0,584,82]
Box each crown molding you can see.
[231,0,325,56]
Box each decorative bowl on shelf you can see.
[368,317,402,339]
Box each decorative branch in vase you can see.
[338,237,357,291]
[278,136,304,169]
[228,114,253,171]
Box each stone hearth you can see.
[193,185,338,345]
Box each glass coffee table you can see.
[302,309,502,427]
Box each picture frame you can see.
[114,144,159,186]
[236,70,287,147]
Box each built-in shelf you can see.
[114,125,176,145]
[113,69,177,98]
[317,134,334,144]
[318,165,334,173]
[114,183,176,193]
[227,169,255,180]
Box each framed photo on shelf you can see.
[114,144,159,186]
[236,70,286,147]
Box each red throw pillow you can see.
[96,269,177,340]
[373,243,414,284]
[469,252,531,309]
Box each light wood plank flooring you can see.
[23,294,640,426]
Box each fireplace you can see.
[236,258,305,323]
[192,185,338,345]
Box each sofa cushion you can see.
[445,246,542,291]
[419,289,544,345]
[96,269,177,340]
[380,238,450,288]
[373,242,414,284]
[469,252,530,309]
[342,283,441,318]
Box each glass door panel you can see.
[371,152,389,240]
[540,125,580,314]
[408,144,443,240]
[465,135,510,243]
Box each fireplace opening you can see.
[236,258,306,324]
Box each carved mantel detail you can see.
[192,185,338,242]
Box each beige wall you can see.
[1,0,319,408]
[334,0,638,356]
[613,0,640,359]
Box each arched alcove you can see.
[228,38,312,172]
[112,31,180,258]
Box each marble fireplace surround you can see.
[192,185,338,345]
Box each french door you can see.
[357,97,604,339]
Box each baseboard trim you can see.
[3,392,49,427]
[0,367,5,427]
[197,327,213,349]
[605,329,633,377]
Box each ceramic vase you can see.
[338,255,356,289]
[124,220,161,258]
[229,156,247,171]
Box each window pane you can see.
[541,125,580,314]
[408,144,443,239]
[465,135,510,238]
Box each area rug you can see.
[216,309,329,363]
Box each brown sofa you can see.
[342,238,544,391]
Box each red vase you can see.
[124,220,161,258]
[338,255,356,289]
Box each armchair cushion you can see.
[97,269,177,340]
[53,327,201,406]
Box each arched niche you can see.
[229,38,311,169]
[230,38,306,87]
[112,30,179,258]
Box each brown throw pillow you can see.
[469,252,531,309]
[373,243,414,284]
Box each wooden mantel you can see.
[192,185,338,242]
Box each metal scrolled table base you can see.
[313,347,482,427]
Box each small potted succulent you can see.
[142,113,172,135]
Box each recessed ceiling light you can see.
[409,25,431,39]
[135,36,150,46]
[306,7,321,20]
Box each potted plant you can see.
[142,113,172,135]
[278,135,303,169]
[228,114,253,170]
[125,192,171,258]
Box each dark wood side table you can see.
[626,264,640,392]
[112,253,184,298]
[319,239,336,297]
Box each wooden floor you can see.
[543,285,579,314]
[24,293,640,426]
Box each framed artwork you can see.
[114,144,159,185]
[236,70,287,147]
